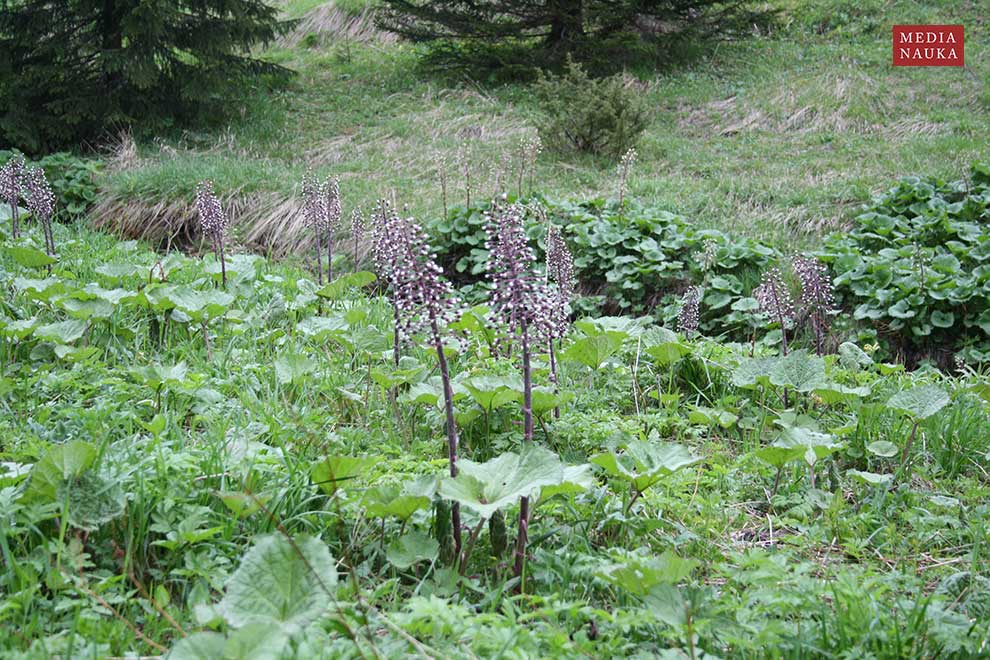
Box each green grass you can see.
[101,0,989,249]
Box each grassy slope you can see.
[101,0,989,250]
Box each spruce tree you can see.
[379,0,767,69]
[0,1,291,152]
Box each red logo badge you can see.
[893,25,964,67]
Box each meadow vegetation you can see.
[1,0,990,657]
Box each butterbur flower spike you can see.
[544,223,574,418]
[302,170,328,284]
[324,177,342,281]
[351,208,365,267]
[1,155,25,239]
[195,180,229,287]
[754,267,796,355]
[793,256,836,355]
[678,286,702,337]
[24,166,56,271]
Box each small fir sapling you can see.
[793,256,836,355]
[754,267,796,355]
[677,286,702,337]
[485,202,555,584]
[302,170,328,285]
[373,205,465,560]
[24,166,56,272]
[1,154,25,239]
[545,223,575,419]
[195,180,230,287]
[350,208,365,268]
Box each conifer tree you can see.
[0,0,290,152]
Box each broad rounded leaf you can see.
[439,444,566,520]
[887,385,950,420]
[219,534,338,633]
[866,440,899,458]
[5,245,55,268]
[386,531,439,569]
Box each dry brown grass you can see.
[279,3,395,48]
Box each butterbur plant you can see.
[617,147,637,211]
[435,152,449,220]
[486,202,554,584]
[373,203,465,558]
[350,208,365,268]
[302,170,328,285]
[24,166,56,272]
[516,135,542,198]
[372,201,404,367]
[545,223,575,418]
[1,154,25,239]
[324,177,342,280]
[195,180,229,287]
[793,256,836,355]
[754,267,796,355]
[677,286,701,338]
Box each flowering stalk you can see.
[1,155,25,239]
[677,286,702,338]
[350,208,364,268]
[545,223,575,419]
[617,147,637,212]
[195,181,229,287]
[372,203,465,560]
[754,267,796,355]
[324,177,342,281]
[24,166,56,273]
[302,170,326,285]
[486,202,554,587]
[793,256,836,356]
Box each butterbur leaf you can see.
[866,440,899,458]
[5,245,56,268]
[386,530,439,569]
[34,319,88,344]
[316,271,376,300]
[60,471,126,531]
[562,331,625,370]
[597,550,698,596]
[887,385,950,420]
[274,354,316,385]
[755,427,842,468]
[462,375,522,411]
[731,357,779,388]
[219,534,337,633]
[439,444,566,520]
[311,456,379,496]
[769,350,826,392]
[592,434,699,493]
[23,441,97,503]
[847,470,892,486]
[361,485,430,521]
[838,342,872,370]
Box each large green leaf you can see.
[274,354,316,385]
[386,530,439,569]
[769,350,826,392]
[561,331,625,370]
[218,534,337,633]
[5,245,55,268]
[316,271,377,300]
[887,385,950,420]
[33,319,88,344]
[731,357,779,388]
[22,441,98,503]
[439,444,567,520]
[361,485,430,521]
[597,550,698,596]
[60,471,126,531]
[462,375,522,411]
[591,434,699,493]
[310,455,380,496]
[755,427,842,468]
